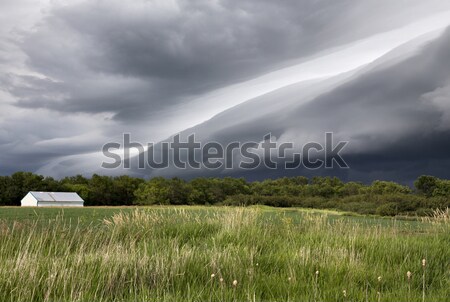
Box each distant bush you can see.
[223,195,299,207]
[376,203,399,216]
[0,173,449,216]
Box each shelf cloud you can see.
[1,0,450,182]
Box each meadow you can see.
[0,206,448,302]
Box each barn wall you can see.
[37,202,84,207]
[21,193,38,206]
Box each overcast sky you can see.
[1,0,450,181]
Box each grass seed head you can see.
[422,259,426,267]
[407,271,412,279]
[343,289,347,297]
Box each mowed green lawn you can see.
[0,206,448,301]
[0,206,427,228]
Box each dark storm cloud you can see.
[140,28,450,183]
[2,0,450,179]
[9,0,450,120]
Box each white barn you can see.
[21,192,84,207]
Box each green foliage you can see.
[368,180,411,195]
[0,172,63,205]
[432,179,450,197]
[338,181,364,196]
[376,202,399,216]
[135,177,173,205]
[414,175,438,197]
[0,173,449,216]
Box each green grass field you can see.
[0,206,448,301]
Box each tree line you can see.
[0,172,449,216]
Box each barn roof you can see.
[29,192,84,202]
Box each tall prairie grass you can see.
[0,207,448,301]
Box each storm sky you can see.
[1,0,450,182]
